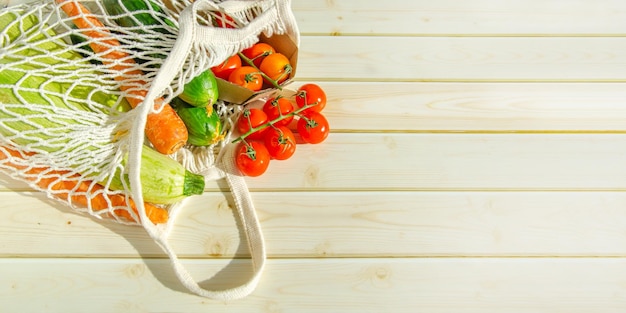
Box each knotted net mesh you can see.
[0,0,297,225]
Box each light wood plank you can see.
[293,0,626,35]
[222,133,626,191]
[8,0,626,35]
[6,6,626,81]
[3,191,626,258]
[314,82,626,132]
[296,37,626,81]
[3,257,626,312]
[3,134,626,191]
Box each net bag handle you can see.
[125,0,297,300]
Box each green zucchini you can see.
[102,0,175,63]
[69,26,102,65]
[178,69,219,107]
[102,0,176,35]
[171,97,223,146]
[108,145,205,204]
[103,0,220,107]
[0,9,204,204]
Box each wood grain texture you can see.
[8,0,626,35]
[182,133,626,191]
[3,0,626,311]
[296,37,626,81]
[3,190,626,258]
[315,82,626,132]
[3,133,626,191]
[3,258,626,313]
[294,0,626,35]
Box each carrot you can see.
[55,0,188,155]
[0,146,169,224]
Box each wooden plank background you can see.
[3,0,626,312]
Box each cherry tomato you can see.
[259,53,292,84]
[228,66,263,91]
[264,126,296,160]
[235,141,270,177]
[237,108,268,140]
[211,54,241,80]
[241,43,275,67]
[262,96,295,127]
[295,83,326,113]
[214,12,236,28]
[297,111,329,144]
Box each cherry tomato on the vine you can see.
[237,108,269,140]
[295,83,327,113]
[262,96,295,127]
[211,54,241,80]
[264,126,296,160]
[259,53,292,84]
[228,66,263,91]
[241,43,276,67]
[235,141,270,177]
[297,111,329,144]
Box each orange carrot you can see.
[55,0,188,155]
[0,146,169,224]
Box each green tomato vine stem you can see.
[232,99,320,144]
[237,52,286,90]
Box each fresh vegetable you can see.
[56,0,188,155]
[236,108,268,140]
[0,10,205,204]
[262,96,294,127]
[178,70,219,107]
[297,111,329,144]
[211,54,241,80]
[259,52,292,84]
[171,97,223,146]
[102,0,176,35]
[235,141,270,177]
[68,26,102,65]
[228,66,263,91]
[0,66,205,205]
[108,145,205,204]
[0,146,169,224]
[264,126,296,160]
[213,12,236,28]
[228,83,332,176]
[102,0,175,64]
[296,83,327,113]
[241,43,275,67]
[0,10,129,142]
[104,0,219,109]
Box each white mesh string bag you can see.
[0,0,299,300]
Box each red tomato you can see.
[241,43,276,67]
[264,126,296,160]
[236,108,268,140]
[262,96,295,127]
[295,83,326,113]
[228,66,263,91]
[215,12,236,28]
[259,53,292,84]
[211,54,241,80]
[235,141,270,177]
[297,111,329,144]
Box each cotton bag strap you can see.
[124,0,297,300]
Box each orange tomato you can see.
[228,66,263,91]
[259,53,292,84]
[241,42,276,67]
